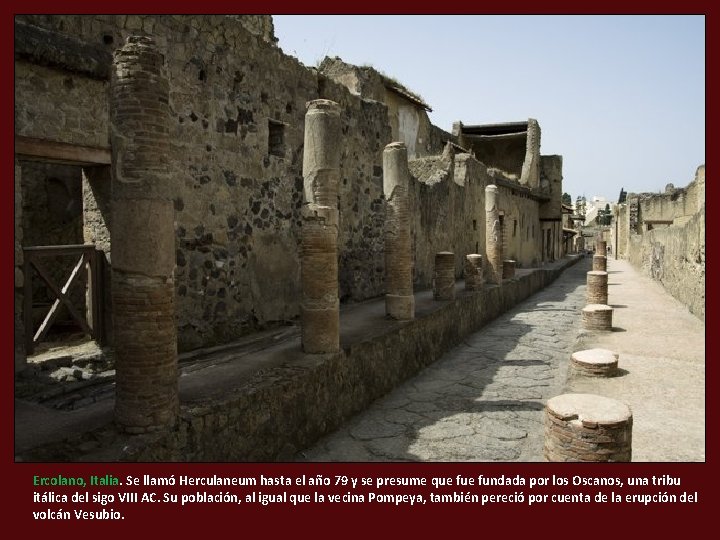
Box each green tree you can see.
[562,192,572,206]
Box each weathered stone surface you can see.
[301,213,339,353]
[544,393,632,462]
[592,254,607,272]
[503,259,516,280]
[15,19,112,80]
[14,15,573,355]
[485,185,503,284]
[301,100,341,354]
[383,142,414,320]
[433,252,455,300]
[110,35,178,432]
[619,166,705,320]
[571,348,619,377]
[464,254,483,291]
[302,100,341,208]
[582,304,613,331]
[586,270,608,305]
[520,118,540,189]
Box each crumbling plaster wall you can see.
[627,204,704,319]
[624,166,705,319]
[409,149,543,286]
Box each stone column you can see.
[544,393,632,462]
[301,100,341,353]
[592,254,607,272]
[464,254,483,291]
[586,271,608,305]
[383,142,414,320]
[597,239,607,255]
[582,304,613,331]
[433,252,455,300]
[502,260,516,280]
[485,185,503,284]
[111,36,178,432]
[571,348,619,377]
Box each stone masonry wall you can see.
[627,203,705,320]
[15,15,393,351]
[15,15,561,353]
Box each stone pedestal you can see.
[586,271,608,305]
[464,254,483,291]
[383,142,414,320]
[596,240,607,255]
[571,348,619,377]
[485,185,503,284]
[544,393,632,462]
[593,254,607,272]
[111,35,178,432]
[433,252,455,300]
[582,304,613,331]
[301,100,341,353]
[502,260,516,279]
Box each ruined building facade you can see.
[613,165,705,319]
[14,15,572,457]
[15,15,565,360]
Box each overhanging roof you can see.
[460,121,529,136]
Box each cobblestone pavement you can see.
[298,258,591,462]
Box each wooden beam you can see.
[15,135,111,165]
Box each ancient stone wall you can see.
[626,166,705,230]
[627,204,705,319]
[15,15,565,353]
[15,61,109,147]
[495,181,542,267]
[410,150,481,287]
[15,15,394,351]
[319,57,444,159]
[618,166,705,319]
[615,204,629,259]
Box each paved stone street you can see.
[298,254,706,462]
[298,258,590,461]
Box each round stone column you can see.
[433,252,455,300]
[596,239,607,255]
[503,259,516,279]
[586,270,608,305]
[582,304,613,331]
[544,393,632,462]
[571,348,619,377]
[383,142,414,320]
[593,254,607,272]
[464,254,483,291]
[485,185,503,285]
[111,35,178,432]
[301,100,341,353]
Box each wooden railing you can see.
[23,244,103,354]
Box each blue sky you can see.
[273,15,705,203]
